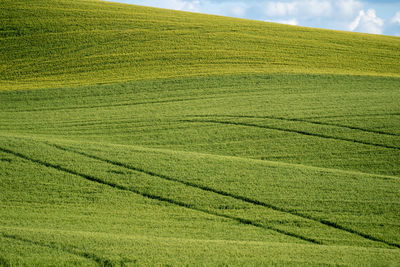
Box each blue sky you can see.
[106,0,400,36]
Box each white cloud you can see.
[108,0,399,35]
[265,0,332,18]
[185,1,249,18]
[267,18,299,26]
[265,2,297,17]
[122,0,201,12]
[168,0,200,12]
[305,0,332,17]
[391,11,400,24]
[140,1,249,18]
[335,0,363,18]
[230,4,247,17]
[349,9,384,34]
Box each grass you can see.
[1,0,400,91]
[1,0,400,266]
[1,74,399,265]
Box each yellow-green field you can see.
[1,0,400,91]
[1,0,400,266]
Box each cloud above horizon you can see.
[108,0,400,36]
[349,9,384,34]
[392,11,400,24]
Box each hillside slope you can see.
[1,0,400,90]
[1,0,400,266]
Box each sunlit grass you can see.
[1,0,400,265]
[1,0,399,90]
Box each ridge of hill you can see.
[1,0,400,90]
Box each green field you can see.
[1,0,400,266]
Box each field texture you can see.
[1,0,400,90]
[1,0,400,266]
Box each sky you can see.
[106,0,400,36]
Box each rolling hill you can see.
[1,0,400,91]
[1,0,400,266]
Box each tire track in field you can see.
[184,119,400,151]
[45,143,400,249]
[189,114,400,137]
[2,96,216,113]
[287,118,399,137]
[301,113,400,120]
[0,146,320,245]
[0,232,113,266]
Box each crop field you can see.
[1,0,400,91]
[1,0,400,266]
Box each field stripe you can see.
[3,132,398,180]
[185,119,400,151]
[1,96,216,113]
[286,118,399,137]
[45,143,400,249]
[189,114,400,137]
[0,232,112,266]
[300,113,400,120]
[0,146,320,245]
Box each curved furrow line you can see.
[185,119,400,151]
[188,114,400,137]
[45,143,400,249]
[0,146,320,245]
[0,232,113,266]
[35,135,397,181]
[1,96,215,113]
[287,118,399,137]
[300,113,400,120]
